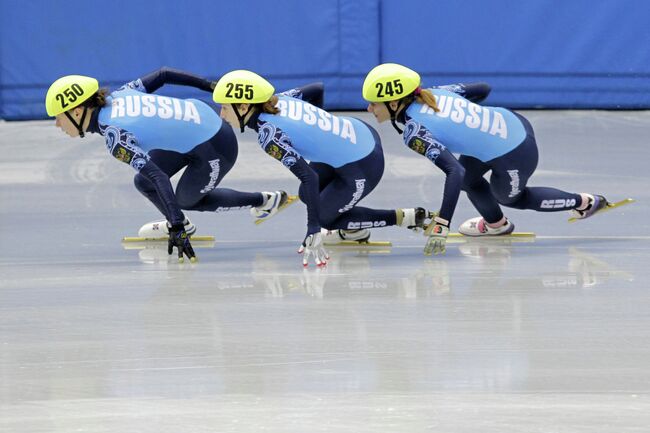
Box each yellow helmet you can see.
[362,63,421,102]
[212,70,275,104]
[45,75,99,116]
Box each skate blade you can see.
[122,239,215,251]
[447,234,536,245]
[122,235,215,242]
[568,198,635,223]
[254,195,299,225]
[326,240,393,247]
[447,232,536,239]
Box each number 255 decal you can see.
[375,79,403,98]
[55,83,85,108]
[225,83,254,99]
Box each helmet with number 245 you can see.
[362,63,420,102]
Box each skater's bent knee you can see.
[319,213,339,229]
[133,173,153,192]
[495,193,526,209]
[175,191,201,210]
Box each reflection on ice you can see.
[123,238,635,297]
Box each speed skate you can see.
[329,240,393,247]
[568,198,635,223]
[322,228,392,247]
[122,235,215,243]
[448,232,536,239]
[424,219,536,240]
[254,194,300,225]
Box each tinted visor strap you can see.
[384,102,403,134]
[64,108,88,138]
[232,103,253,133]
[77,107,88,138]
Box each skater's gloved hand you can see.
[298,231,329,267]
[168,224,197,263]
[424,217,449,256]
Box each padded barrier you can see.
[1,0,647,119]
[380,0,650,108]
[0,0,379,119]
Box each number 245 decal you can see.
[225,83,254,99]
[375,79,403,98]
[55,83,85,108]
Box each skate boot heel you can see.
[138,218,196,238]
[569,194,608,221]
[322,229,371,245]
[458,217,515,237]
[251,190,289,223]
[399,207,429,232]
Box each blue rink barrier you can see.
[1,0,648,119]
[380,0,650,109]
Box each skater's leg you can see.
[133,149,188,219]
[489,135,583,212]
[318,140,396,231]
[459,155,505,224]
[176,126,265,211]
[298,161,335,203]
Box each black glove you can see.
[168,224,196,262]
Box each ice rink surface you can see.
[1,111,649,432]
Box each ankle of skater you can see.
[486,216,507,229]
[576,193,592,211]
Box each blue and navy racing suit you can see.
[400,86,583,224]
[248,94,398,237]
[435,82,491,104]
[86,67,267,227]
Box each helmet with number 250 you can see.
[213,70,275,104]
[362,63,421,102]
[45,75,99,116]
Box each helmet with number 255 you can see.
[213,70,275,104]
[362,63,421,102]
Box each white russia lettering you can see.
[276,99,357,144]
[420,96,508,139]
[111,95,201,124]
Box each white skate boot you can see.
[138,218,196,238]
[397,207,428,231]
[322,228,371,245]
[569,194,608,220]
[458,217,514,236]
[251,191,289,223]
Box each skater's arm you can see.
[288,159,321,235]
[433,82,491,103]
[120,67,215,94]
[403,121,463,222]
[432,150,464,223]
[139,161,186,226]
[285,157,327,266]
[102,125,185,225]
[279,82,324,108]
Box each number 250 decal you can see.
[55,83,85,108]
[225,83,254,99]
[375,79,403,98]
